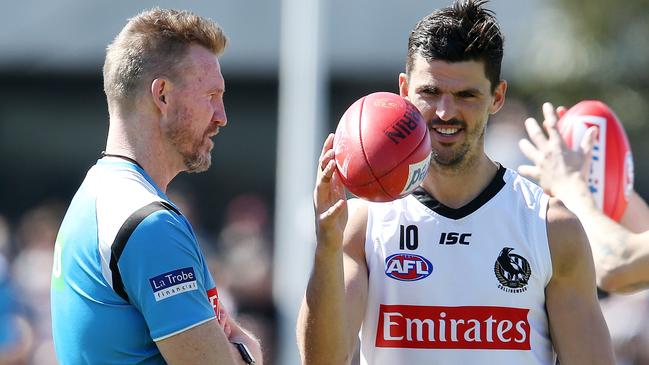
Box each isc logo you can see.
[439,232,471,245]
[385,253,433,281]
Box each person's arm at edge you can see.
[518,102,649,293]
[545,198,615,365]
[552,179,649,293]
[620,191,649,233]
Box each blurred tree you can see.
[511,0,649,195]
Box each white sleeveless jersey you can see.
[360,166,556,364]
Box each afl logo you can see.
[495,247,531,293]
[385,253,433,281]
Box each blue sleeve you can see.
[118,210,218,341]
[0,260,20,347]
[0,278,17,346]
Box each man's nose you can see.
[435,94,457,122]
[214,106,227,127]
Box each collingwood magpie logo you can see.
[494,247,531,293]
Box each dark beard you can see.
[431,144,469,166]
[429,124,486,170]
[428,117,468,166]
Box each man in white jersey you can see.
[297,1,614,364]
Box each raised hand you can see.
[518,102,597,198]
[314,133,348,248]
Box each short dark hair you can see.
[406,0,504,92]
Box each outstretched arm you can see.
[545,198,614,364]
[519,102,649,293]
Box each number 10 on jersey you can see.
[399,225,419,250]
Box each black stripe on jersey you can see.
[412,163,506,220]
[110,201,181,303]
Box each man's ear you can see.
[151,78,170,113]
[398,73,409,99]
[489,79,507,115]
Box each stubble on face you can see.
[165,102,213,173]
[428,117,487,172]
[404,58,497,174]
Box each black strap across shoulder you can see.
[109,201,180,303]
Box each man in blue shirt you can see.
[51,8,261,365]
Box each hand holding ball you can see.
[557,100,634,221]
[333,92,431,202]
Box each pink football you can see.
[333,92,432,202]
[557,100,634,221]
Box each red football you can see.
[333,92,432,202]
[557,100,634,221]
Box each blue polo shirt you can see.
[51,159,219,364]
